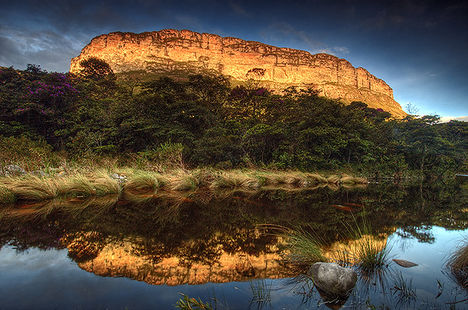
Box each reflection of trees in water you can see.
[0,181,466,265]
[396,226,435,243]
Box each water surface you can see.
[0,182,466,309]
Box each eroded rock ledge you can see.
[70,29,405,117]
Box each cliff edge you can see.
[70,29,406,117]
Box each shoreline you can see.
[0,168,368,205]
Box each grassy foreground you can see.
[0,168,367,205]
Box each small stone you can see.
[31,170,48,177]
[309,262,358,299]
[111,173,127,184]
[393,259,418,268]
[3,165,26,176]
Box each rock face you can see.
[70,29,406,117]
[309,262,358,298]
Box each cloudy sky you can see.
[1,0,467,118]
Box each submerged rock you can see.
[309,262,357,299]
[393,259,418,268]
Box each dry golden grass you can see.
[448,242,468,288]
[8,176,58,201]
[0,168,367,204]
[0,184,16,204]
[327,174,341,184]
[210,170,261,190]
[340,174,368,184]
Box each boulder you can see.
[309,262,357,299]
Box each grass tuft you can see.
[0,185,16,204]
[448,241,468,288]
[123,171,161,194]
[58,174,96,198]
[175,294,213,310]
[284,227,327,266]
[338,218,391,271]
[8,176,58,201]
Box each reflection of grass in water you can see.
[448,241,468,288]
[249,279,272,307]
[175,294,213,310]
[391,271,416,304]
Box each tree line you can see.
[0,59,466,178]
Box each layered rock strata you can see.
[71,29,405,117]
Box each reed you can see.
[340,174,368,185]
[327,174,341,184]
[169,170,202,191]
[0,168,367,204]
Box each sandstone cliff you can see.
[70,29,406,117]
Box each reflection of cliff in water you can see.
[73,233,293,285]
[0,182,466,285]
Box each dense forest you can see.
[0,59,466,178]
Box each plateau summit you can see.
[71,29,405,117]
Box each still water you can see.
[0,182,467,309]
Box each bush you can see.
[0,135,61,171]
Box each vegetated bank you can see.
[0,61,466,188]
[0,167,368,205]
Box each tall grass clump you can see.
[175,294,213,310]
[8,176,58,201]
[58,174,96,198]
[448,241,468,288]
[123,171,161,194]
[0,185,16,204]
[340,174,368,185]
[283,227,327,267]
[340,218,391,271]
[169,170,203,191]
[89,171,121,196]
[210,170,260,190]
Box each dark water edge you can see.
[0,181,467,309]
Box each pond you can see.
[0,181,467,309]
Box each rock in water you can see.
[309,262,358,299]
[393,259,418,268]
